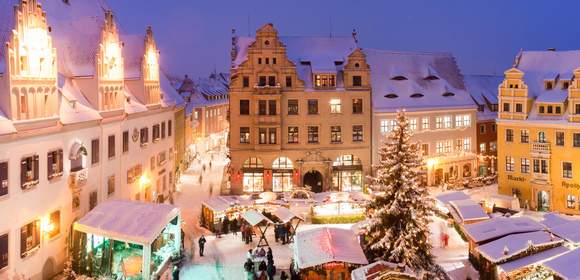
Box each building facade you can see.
[0,1,183,278]
[365,49,478,187]
[228,24,372,194]
[498,50,580,214]
[464,74,502,176]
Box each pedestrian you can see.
[266,261,276,280]
[258,260,267,273]
[246,249,253,260]
[247,226,253,243]
[198,235,206,257]
[209,161,212,169]
[241,224,247,243]
[274,225,279,243]
[267,247,273,263]
[222,216,230,234]
[280,271,288,280]
[230,218,238,235]
[281,225,287,244]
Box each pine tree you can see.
[363,110,435,271]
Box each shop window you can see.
[240,127,250,144]
[332,155,362,191]
[352,99,363,114]
[563,162,573,179]
[152,124,160,142]
[308,100,318,115]
[240,100,250,115]
[308,126,319,143]
[0,162,7,197]
[108,135,116,159]
[352,75,362,87]
[20,220,40,258]
[288,127,299,143]
[47,149,63,180]
[288,100,299,115]
[330,126,342,143]
[556,132,565,146]
[352,125,363,142]
[107,175,115,196]
[20,155,39,190]
[91,139,100,164]
[272,157,293,192]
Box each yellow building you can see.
[498,50,580,214]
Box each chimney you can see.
[231,28,238,68]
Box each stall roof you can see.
[74,200,179,245]
[242,210,273,227]
[272,207,304,224]
[434,191,470,205]
[475,231,563,263]
[294,227,368,269]
[448,199,489,223]
[203,197,233,212]
[543,248,580,280]
[497,246,569,274]
[350,261,419,280]
[464,217,544,244]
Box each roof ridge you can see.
[364,48,453,57]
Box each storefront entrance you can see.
[304,170,323,193]
[537,190,550,212]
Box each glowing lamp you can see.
[41,215,54,234]
[426,158,438,168]
[139,174,151,189]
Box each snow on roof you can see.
[364,49,476,113]
[543,248,580,280]
[242,210,273,227]
[546,220,580,244]
[294,227,368,269]
[160,72,185,108]
[463,74,501,105]
[448,199,489,223]
[497,246,569,274]
[202,197,233,212]
[272,207,303,224]
[350,261,418,280]
[541,213,577,228]
[123,86,148,114]
[0,108,16,135]
[121,34,145,79]
[74,200,179,245]
[464,217,544,244]
[59,75,102,124]
[434,191,470,205]
[476,231,563,263]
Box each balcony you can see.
[254,84,281,94]
[531,142,551,158]
[68,169,88,190]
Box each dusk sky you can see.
[109,0,580,79]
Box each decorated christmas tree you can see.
[363,110,436,272]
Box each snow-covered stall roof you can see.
[242,210,273,227]
[294,227,368,269]
[448,199,489,223]
[350,261,419,280]
[543,248,580,280]
[475,231,563,263]
[74,200,180,245]
[497,246,569,274]
[203,197,234,212]
[272,207,303,224]
[434,191,470,205]
[546,220,580,244]
[364,49,476,113]
[541,212,578,229]
[464,217,544,244]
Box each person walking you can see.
[266,247,273,264]
[266,261,276,280]
[280,271,288,280]
[241,223,247,243]
[198,235,207,257]
[222,216,230,235]
[274,224,279,243]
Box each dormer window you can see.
[314,74,336,88]
[424,75,439,81]
[410,93,424,98]
[391,76,407,81]
[545,81,553,90]
[264,40,270,46]
[354,63,360,68]
[508,83,519,89]
[384,94,398,99]
[562,80,570,89]
[442,92,455,97]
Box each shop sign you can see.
[507,175,525,182]
[562,181,580,189]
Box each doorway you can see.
[303,170,323,193]
[537,190,550,212]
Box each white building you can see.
[365,49,478,186]
[0,1,184,279]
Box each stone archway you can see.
[303,170,323,193]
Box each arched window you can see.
[272,157,293,192]
[333,155,362,167]
[243,157,263,168]
[272,157,293,169]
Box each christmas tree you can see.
[363,110,436,272]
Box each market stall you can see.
[201,196,245,232]
[242,210,273,247]
[272,206,304,243]
[71,200,181,280]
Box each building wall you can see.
[174,106,186,176]
[476,119,498,175]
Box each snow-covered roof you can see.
[434,191,470,205]
[545,220,580,244]
[350,261,419,280]
[59,75,102,124]
[123,86,148,115]
[364,49,476,113]
[121,34,145,79]
[541,213,578,229]
[0,108,16,135]
[202,197,234,212]
[448,199,489,223]
[497,246,569,274]
[74,200,180,245]
[294,227,368,269]
[272,207,303,224]
[476,231,563,263]
[464,217,544,244]
[463,74,502,121]
[242,210,273,227]
[543,247,580,280]
[160,72,185,108]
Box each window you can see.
[546,81,553,90]
[288,100,298,115]
[556,106,562,114]
[288,127,299,143]
[352,99,363,114]
[331,126,342,143]
[539,106,545,114]
[268,76,276,86]
[150,156,155,171]
[563,162,573,179]
[422,117,429,130]
[240,127,250,144]
[352,75,362,87]
[463,138,471,151]
[455,115,470,127]
[258,58,262,64]
[0,233,7,270]
[259,128,267,144]
[566,195,576,209]
[152,124,160,142]
[240,100,250,115]
[107,175,115,196]
[556,132,565,146]
[308,126,319,143]
[308,100,318,114]
[521,158,530,173]
[258,100,267,115]
[409,118,417,131]
[443,116,452,128]
[505,156,515,172]
[91,139,100,164]
[480,124,486,134]
[47,149,63,180]
[479,143,486,153]
[533,159,548,174]
[272,58,276,64]
[20,220,40,258]
[268,128,277,144]
[520,130,529,143]
[46,210,61,239]
[108,135,116,159]
[503,103,510,112]
[538,131,546,143]
[576,104,580,114]
[491,124,496,132]
[168,121,172,138]
[444,140,453,153]
[515,103,523,113]
[563,81,570,89]
[259,76,266,86]
[20,155,39,190]
[89,191,98,210]
[314,74,336,87]
[574,133,580,147]
[352,125,363,142]
[330,99,342,113]
[436,141,444,154]
[380,119,396,134]
[421,144,429,156]
[0,162,7,197]
[285,76,292,87]
[140,127,149,146]
[506,129,514,142]
[490,142,497,151]
[268,100,276,115]
[265,58,269,64]
[243,76,249,87]
[548,106,553,114]
[435,117,443,129]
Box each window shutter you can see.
[0,162,7,196]
[20,226,27,257]
[47,152,54,179]
[0,234,7,268]
[20,159,27,189]
[58,149,63,173]
[33,155,39,181]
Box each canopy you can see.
[543,248,580,280]
[272,207,303,224]
[242,210,273,227]
[448,199,489,223]
[294,227,368,269]
[464,217,544,244]
[74,200,180,245]
[203,197,234,212]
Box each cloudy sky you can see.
[109,0,580,79]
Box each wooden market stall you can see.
[71,200,181,280]
[242,209,274,247]
[272,206,304,243]
[293,227,368,280]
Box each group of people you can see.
[274,223,292,244]
[241,223,254,244]
[244,247,288,280]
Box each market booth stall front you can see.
[71,200,181,280]
[294,227,368,280]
